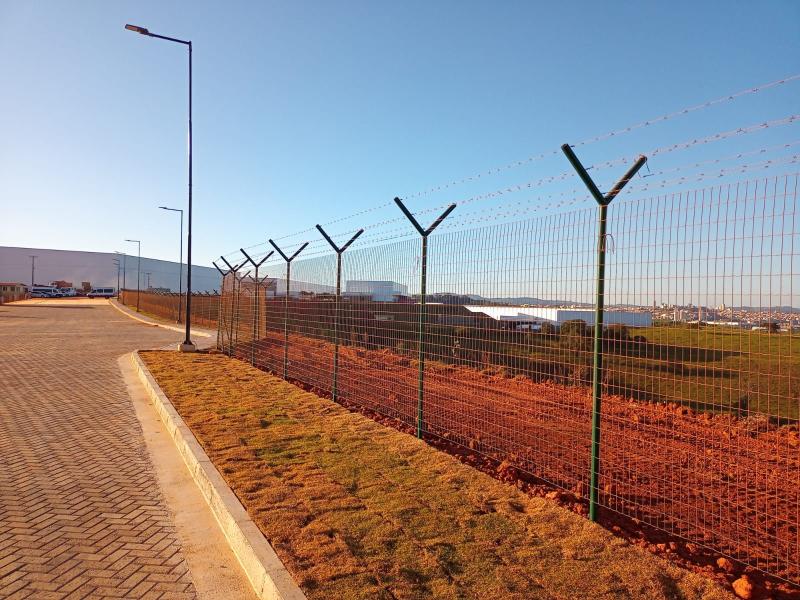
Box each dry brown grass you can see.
[141,350,732,600]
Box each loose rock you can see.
[732,575,753,599]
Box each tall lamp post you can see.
[126,23,196,352]
[125,239,141,312]
[159,206,184,322]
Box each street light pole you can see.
[159,206,184,322]
[126,24,195,352]
[125,239,141,311]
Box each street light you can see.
[159,206,184,323]
[125,239,141,312]
[126,23,196,352]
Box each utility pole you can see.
[114,251,126,299]
[29,255,37,287]
[112,259,121,295]
[125,239,141,311]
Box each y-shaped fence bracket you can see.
[268,240,309,379]
[220,257,246,356]
[394,197,456,439]
[241,249,275,365]
[212,261,231,350]
[316,225,365,401]
[561,144,647,522]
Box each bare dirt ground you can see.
[143,350,735,600]
[233,332,800,598]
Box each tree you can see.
[605,324,630,341]
[559,320,591,352]
[759,321,780,333]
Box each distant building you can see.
[0,246,221,292]
[464,306,652,328]
[0,282,28,303]
[345,280,408,302]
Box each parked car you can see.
[87,287,116,298]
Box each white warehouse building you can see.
[464,306,652,328]
[345,280,408,302]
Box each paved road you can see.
[0,300,200,598]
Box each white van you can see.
[87,287,116,298]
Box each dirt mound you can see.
[231,332,799,593]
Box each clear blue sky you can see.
[1,1,798,268]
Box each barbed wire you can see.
[274,157,800,256]
[220,140,800,264]
[404,73,800,199]
[223,73,800,254]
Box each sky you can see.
[1,1,798,274]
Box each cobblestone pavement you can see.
[0,300,198,599]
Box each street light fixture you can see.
[126,23,196,352]
[125,239,141,312]
[159,206,184,323]
[124,24,150,35]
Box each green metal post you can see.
[561,144,647,521]
[393,198,456,439]
[283,261,290,378]
[241,249,273,367]
[212,261,226,351]
[220,256,243,357]
[417,235,428,438]
[269,240,309,381]
[333,252,342,400]
[589,202,608,521]
[315,225,364,402]
[252,267,258,365]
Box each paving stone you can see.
[0,302,196,599]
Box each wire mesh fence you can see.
[119,289,220,329]
[217,173,797,585]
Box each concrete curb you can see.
[109,299,213,338]
[131,351,307,600]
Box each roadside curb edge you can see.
[110,299,213,338]
[131,351,307,600]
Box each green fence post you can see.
[269,240,309,380]
[393,198,456,439]
[241,249,274,366]
[220,256,245,357]
[561,144,647,521]
[315,225,364,402]
[212,261,227,350]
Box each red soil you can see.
[229,331,799,596]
